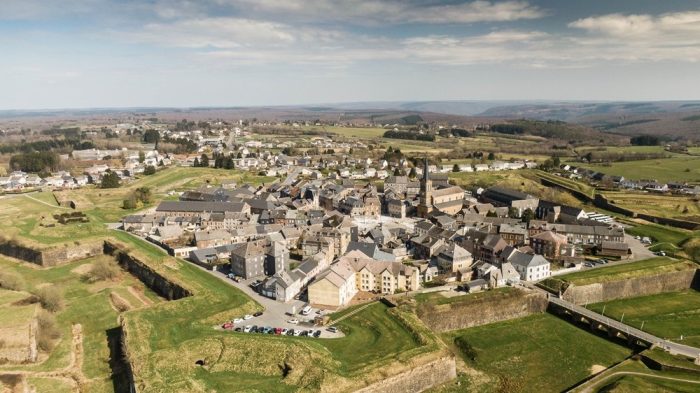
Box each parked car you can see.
[234,327,242,332]
[313,330,321,338]
[326,326,338,333]
[656,251,666,256]
[300,330,309,337]
[280,328,288,335]
[286,329,295,336]
[222,322,233,330]
[233,318,243,324]
[244,314,253,320]
[584,262,594,268]
[253,311,264,317]
[251,325,258,332]
[274,328,283,335]
[243,325,252,333]
[287,318,299,325]
[293,330,302,336]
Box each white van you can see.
[301,305,312,315]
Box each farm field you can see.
[588,290,700,348]
[442,313,633,393]
[575,156,700,183]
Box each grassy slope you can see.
[443,313,632,393]
[552,257,695,286]
[588,290,700,348]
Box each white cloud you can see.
[224,0,545,24]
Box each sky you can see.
[1,0,700,109]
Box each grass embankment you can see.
[534,170,595,198]
[0,255,163,393]
[626,223,700,261]
[602,191,700,220]
[573,356,700,393]
[588,290,700,348]
[414,287,518,307]
[540,258,695,293]
[442,313,633,393]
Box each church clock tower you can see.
[417,158,432,218]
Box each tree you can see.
[394,168,402,176]
[552,156,561,168]
[486,210,498,217]
[143,165,156,175]
[200,153,209,167]
[453,164,460,172]
[521,208,534,223]
[134,187,152,204]
[122,195,137,210]
[143,129,160,143]
[138,150,146,163]
[100,171,120,188]
[508,207,519,219]
[487,152,495,160]
[193,157,200,167]
[408,167,417,179]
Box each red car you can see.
[222,322,233,330]
[274,328,283,335]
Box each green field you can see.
[0,167,278,247]
[443,313,633,393]
[576,156,700,183]
[588,290,700,348]
[602,191,700,220]
[626,224,693,245]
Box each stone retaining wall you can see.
[353,357,456,393]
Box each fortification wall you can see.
[418,290,548,332]
[0,240,102,266]
[562,269,699,305]
[103,241,192,300]
[353,356,456,393]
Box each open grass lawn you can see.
[443,313,633,393]
[551,257,695,286]
[602,191,700,219]
[415,287,518,306]
[0,255,164,393]
[535,170,595,197]
[626,224,693,245]
[588,290,700,348]
[576,156,700,183]
[318,302,421,372]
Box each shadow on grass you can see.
[106,326,132,393]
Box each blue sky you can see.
[1,0,700,109]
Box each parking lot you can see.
[194,264,345,338]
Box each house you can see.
[599,241,630,258]
[307,261,358,307]
[530,231,569,260]
[230,240,267,279]
[341,251,420,294]
[433,243,473,273]
[498,223,528,246]
[508,252,550,281]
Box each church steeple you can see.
[418,157,432,218]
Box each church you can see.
[417,158,465,218]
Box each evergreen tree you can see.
[200,153,209,167]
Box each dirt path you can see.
[577,370,700,393]
[127,286,153,306]
[22,194,70,210]
[0,324,88,393]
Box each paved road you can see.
[549,296,700,359]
